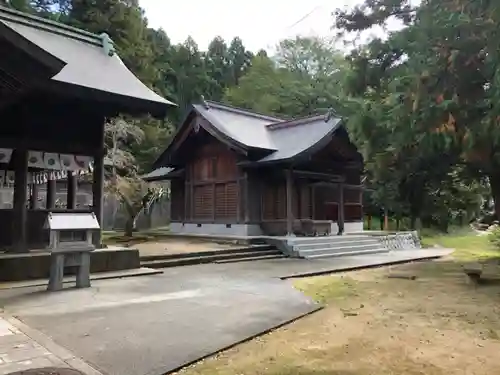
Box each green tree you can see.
[227,37,253,86]
[225,37,350,118]
[165,37,217,121]
[224,54,291,116]
[69,0,158,86]
[334,0,500,224]
[204,36,230,100]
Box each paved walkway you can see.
[0,248,452,375]
[0,316,100,375]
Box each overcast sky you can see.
[139,0,397,52]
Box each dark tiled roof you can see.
[258,115,342,163]
[0,6,175,115]
[193,101,282,150]
[152,100,346,173]
[195,101,343,163]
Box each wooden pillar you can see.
[243,172,250,223]
[338,182,345,235]
[286,168,294,236]
[46,174,56,209]
[30,183,39,210]
[296,180,301,219]
[311,185,316,219]
[183,179,188,223]
[92,151,104,247]
[12,149,29,253]
[212,182,216,223]
[236,176,241,224]
[67,171,77,209]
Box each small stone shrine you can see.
[44,212,100,291]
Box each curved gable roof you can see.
[257,115,342,163]
[0,6,175,118]
[153,100,346,170]
[193,101,281,150]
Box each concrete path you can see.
[0,248,452,375]
[0,316,101,375]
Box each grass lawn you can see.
[176,233,500,375]
[102,227,171,246]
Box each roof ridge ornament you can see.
[200,95,210,110]
[324,107,336,122]
[99,33,115,56]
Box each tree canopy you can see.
[4,0,495,231]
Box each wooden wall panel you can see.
[300,184,311,219]
[213,182,238,220]
[184,135,241,222]
[170,180,184,221]
[276,184,286,220]
[262,184,275,220]
[344,187,362,204]
[193,185,213,219]
[345,205,363,222]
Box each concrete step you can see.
[293,240,381,251]
[215,254,285,264]
[287,235,373,245]
[296,243,385,255]
[140,248,282,268]
[303,248,390,259]
[140,244,274,262]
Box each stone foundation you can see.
[170,222,263,236]
[330,221,364,234]
[0,248,140,282]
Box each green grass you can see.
[102,226,170,245]
[422,230,499,261]
[294,276,361,304]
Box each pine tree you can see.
[69,0,158,86]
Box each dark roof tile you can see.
[0,5,175,115]
[194,101,343,162]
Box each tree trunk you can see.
[124,217,134,237]
[410,215,417,230]
[367,215,372,230]
[489,172,500,220]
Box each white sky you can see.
[139,0,400,52]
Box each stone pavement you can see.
[7,369,84,375]
[0,248,452,375]
[0,316,100,375]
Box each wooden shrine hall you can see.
[147,100,364,237]
[0,6,174,253]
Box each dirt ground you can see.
[177,255,500,375]
[134,239,240,256]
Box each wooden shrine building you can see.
[0,6,174,252]
[148,100,364,237]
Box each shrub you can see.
[488,226,500,249]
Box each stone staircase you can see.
[140,244,285,269]
[283,235,390,259]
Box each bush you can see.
[488,227,500,249]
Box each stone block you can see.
[0,248,140,282]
